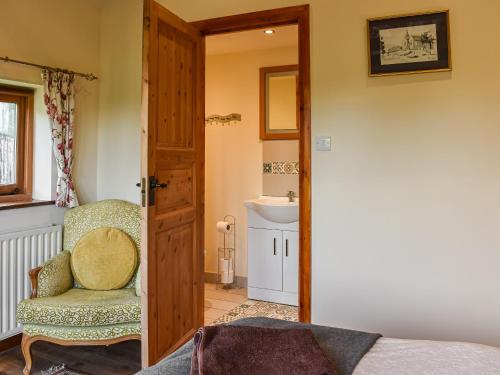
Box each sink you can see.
[244,196,299,224]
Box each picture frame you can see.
[367,10,451,76]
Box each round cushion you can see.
[71,227,138,290]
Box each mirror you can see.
[260,65,299,140]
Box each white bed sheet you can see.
[353,337,500,375]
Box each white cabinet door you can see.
[248,228,283,291]
[282,230,299,294]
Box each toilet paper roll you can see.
[221,270,234,284]
[219,258,234,284]
[216,221,231,233]
[219,257,234,273]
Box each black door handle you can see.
[151,182,168,189]
[149,176,168,190]
[148,176,168,206]
[285,238,289,257]
[273,238,276,255]
[136,181,166,188]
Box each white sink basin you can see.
[244,196,299,224]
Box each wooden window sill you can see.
[0,200,55,211]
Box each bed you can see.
[354,337,500,375]
[138,317,500,375]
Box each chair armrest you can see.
[29,251,73,298]
[29,266,43,299]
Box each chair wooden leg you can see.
[19,333,140,374]
[21,334,35,375]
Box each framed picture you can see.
[367,10,451,76]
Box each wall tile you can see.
[262,140,299,196]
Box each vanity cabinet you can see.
[248,228,299,306]
[248,228,283,291]
[282,230,299,294]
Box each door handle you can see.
[273,238,276,255]
[148,176,168,206]
[285,238,289,257]
[150,180,168,189]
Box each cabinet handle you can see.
[273,238,276,255]
[285,239,289,257]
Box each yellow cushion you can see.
[71,227,138,290]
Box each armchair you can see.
[16,200,142,375]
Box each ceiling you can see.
[206,25,298,56]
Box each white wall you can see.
[205,46,297,277]
[97,0,143,204]
[93,0,500,347]
[0,205,65,234]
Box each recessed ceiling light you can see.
[264,29,275,35]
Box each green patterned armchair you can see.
[16,200,142,375]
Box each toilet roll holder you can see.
[217,215,236,290]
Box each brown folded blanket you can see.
[190,325,337,375]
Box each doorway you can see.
[140,1,311,366]
[203,25,301,325]
[194,5,311,325]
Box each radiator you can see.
[0,225,62,340]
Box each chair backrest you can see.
[64,199,141,251]
[63,199,141,287]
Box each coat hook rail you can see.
[205,113,242,125]
[0,55,98,81]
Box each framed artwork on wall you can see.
[367,10,451,76]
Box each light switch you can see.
[315,136,331,151]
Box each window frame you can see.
[0,85,34,203]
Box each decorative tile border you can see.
[263,161,299,175]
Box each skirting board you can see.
[204,272,247,288]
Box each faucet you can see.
[287,190,296,202]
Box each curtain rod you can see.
[0,56,98,81]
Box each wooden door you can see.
[141,0,205,367]
[248,228,283,291]
[282,231,299,294]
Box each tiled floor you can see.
[204,283,255,325]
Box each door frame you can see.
[191,5,312,322]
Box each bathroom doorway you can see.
[195,7,311,325]
[140,3,310,366]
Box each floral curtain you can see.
[42,70,79,208]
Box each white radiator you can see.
[0,225,62,340]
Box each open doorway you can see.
[140,2,310,366]
[203,25,300,325]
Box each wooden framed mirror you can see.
[260,65,299,140]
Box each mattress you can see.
[353,337,500,375]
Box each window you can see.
[0,86,33,203]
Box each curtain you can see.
[42,70,79,208]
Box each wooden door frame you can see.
[191,5,312,322]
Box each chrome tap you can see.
[287,190,296,202]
